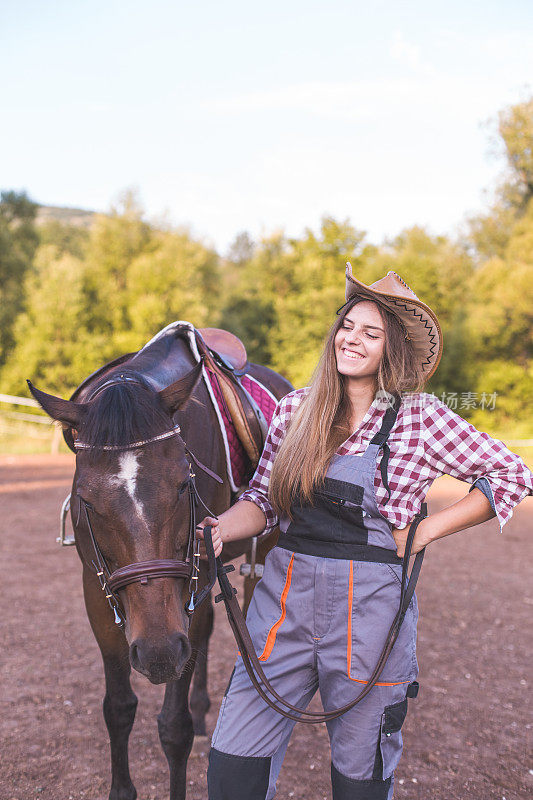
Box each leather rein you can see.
[201,506,426,725]
[75,422,223,629]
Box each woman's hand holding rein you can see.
[196,517,223,558]
[196,499,269,559]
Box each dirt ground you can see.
[1,454,532,800]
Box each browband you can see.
[75,425,182,451]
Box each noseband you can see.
[75,422,222,628]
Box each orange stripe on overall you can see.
[258,554,295,662]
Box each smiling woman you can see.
[197,263,533,800]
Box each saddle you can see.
[196,328,268,465]
[197,328,248,373]
[64,325,269,471]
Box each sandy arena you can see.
[1,454,532,800]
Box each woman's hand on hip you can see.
[392,518,431,558]
[196,516,223,559]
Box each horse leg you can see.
[189,597,214,736]
[157,667,195,800]
[83,567,138,800]
[102,655,139,800]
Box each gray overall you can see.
[208,401,419,800]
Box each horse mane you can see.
[79,380,171,450]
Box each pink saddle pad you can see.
[205,371,278,488]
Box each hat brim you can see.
[345,274,443,380]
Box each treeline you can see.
[1,98,532,433]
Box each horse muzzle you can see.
[129,631,192,684]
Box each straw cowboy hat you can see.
[344,262,443,379]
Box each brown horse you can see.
[28,324,291,800]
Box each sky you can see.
[1,0,532,254]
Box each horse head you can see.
[28,361,205,684]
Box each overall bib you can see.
[208,401,419,800]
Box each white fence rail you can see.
[0,392,62,452]
[0,392,40,407]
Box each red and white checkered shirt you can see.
[238,388,533,534]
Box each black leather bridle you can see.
[75,423,223,628]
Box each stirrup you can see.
[57,494,76,546]
[239,536,264,579]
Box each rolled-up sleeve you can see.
[421,398,533,531]
[237,388,307,535]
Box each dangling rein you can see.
[203,506,426,724]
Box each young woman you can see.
[197,264,533,800]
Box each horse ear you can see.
[27,380,88,428]
[158,360,204,415]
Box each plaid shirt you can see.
[238,388,533,534]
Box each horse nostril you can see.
[170,632,192,666]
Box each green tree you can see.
[499,97,533,207]
[38,219,90,259]
[1,245,98,395]
[221,217,367,386]
[466,198,533,380]
[2,195,223,396]
[464,97,533,430]
[122,227,221,352]
[81,191,155,348]
[226,231,255,266]
[270,218,368,386]
[220,231,287,368]
[468,360,533,432]
[0,190,39,366]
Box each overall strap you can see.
[369,394,401,499]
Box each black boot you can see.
[208,747,271,800]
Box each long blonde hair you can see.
[268,297,425,518]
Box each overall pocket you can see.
[348,562,418,685]
[373,697,408,780]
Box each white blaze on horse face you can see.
[115,452,146,524]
